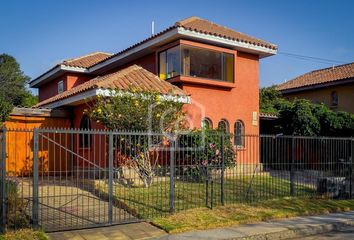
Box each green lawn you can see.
[93,175,315,219]
[152,198,354,233]
[0,229,47,240]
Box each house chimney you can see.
[151,21,155,35]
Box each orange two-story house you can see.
[31,17,276,135]
[27,17,277,167]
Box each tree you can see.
[260,86,354,136]
[88,88,186,187]
[88,89,185,132]
[0,54,38,122]
[260,86,283,114]
[278,99,320,136]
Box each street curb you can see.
[233,220,354,240]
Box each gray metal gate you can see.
[1,128,354,232]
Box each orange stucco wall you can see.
[39,73,92,102]
[181,50,260,164]
[283,83,354,114]
[4,115,72,176]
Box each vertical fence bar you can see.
[220,134,225,206]
[350,139,354,199]
[169,136,175,214]
[290,137,295,196]
[32,128,39,229]
[108,133,113,224]
[0,128,6,233]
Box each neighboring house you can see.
[27,16,276,142]
[277,62,354,113]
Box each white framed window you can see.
[58,80,64,94]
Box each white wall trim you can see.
[41,88,190,108]
[30,64,88,88]
[97,88,190,103]
[177,27,277,57]
[41,89,98,109]
[89,28,180,72]
[32,26,276,87]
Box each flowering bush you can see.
[88,88,186,132]
[88,88,186,187]
[176,129,236,181]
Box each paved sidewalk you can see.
[156,211,354,240]
[48,222,167,240]
[48,211,354,240]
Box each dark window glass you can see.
[158,44,234,82]
[201,118,213,129]
[234,120,245,147]
[331,91,338,106]
[181,45,234,82]
[218,119,230,133]
[79,115,92,148]
[158,45,181,80]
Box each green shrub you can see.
[176,129,236,181]
[5,179,30,229]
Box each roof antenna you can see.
[151,21,155,36]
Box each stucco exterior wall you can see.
[283,83,354,113]
[38,73,92,102]
[4,115,72,175]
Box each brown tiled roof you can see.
[35,65,186,107]
[90,17,277,69]
[277,62,354,91]
[62,52,112,68]
[176,17,277,50]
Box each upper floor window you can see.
[159,45,234,82]
[331,91,338,107]
[159,45,181,80]
[58,80,64,94]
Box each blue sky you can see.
[1,0,354,93]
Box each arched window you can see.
[331,91,338,106]
[79,115,92,148]
[218,119,230,133]
[234,120,245,147]
[201,117,213,129]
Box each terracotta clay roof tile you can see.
[90,17,277,68]
[35,65,186,108]
[62,52,112,68]
[277,62,354,91]
[175,17,277,50]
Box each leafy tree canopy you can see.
[88,88,186,132]
[260,86,354,136]
[0,54,38,122]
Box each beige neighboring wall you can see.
[283,83,354,113]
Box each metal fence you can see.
[0,128,353,232]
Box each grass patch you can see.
[152,198,354,233]
[93,175,315,219]
[0,229,47,240]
